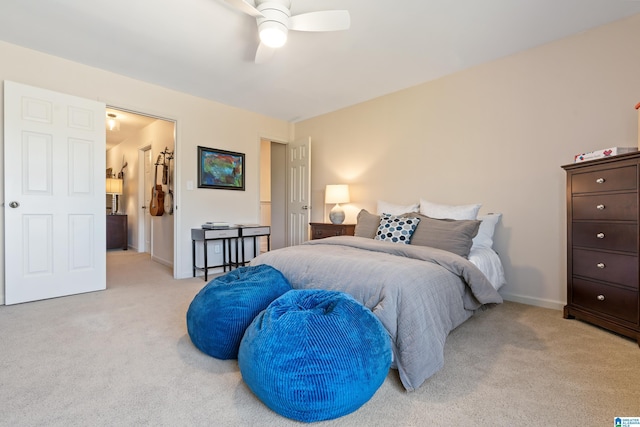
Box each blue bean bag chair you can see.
[238,289,392,423]
[186,264,291,360]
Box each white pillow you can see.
[471,213,502,249]
[377,200,419,216]
[419,199,482,220]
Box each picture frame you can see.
[197,146,245,190]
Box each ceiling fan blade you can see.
[289,10,351,32]
[255,42,276,64]
[222,0,263,18]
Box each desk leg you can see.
[235,238,239,269]
[242,237,247,266]
[222,239,228,272]
[203,240,208,282]
[192,239,196,277]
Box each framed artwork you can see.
[197,146,245,190]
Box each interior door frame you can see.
[108,106,179,278]
[259,135,289,248]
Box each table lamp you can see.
[106,177,123,214]
[325,184,350,224]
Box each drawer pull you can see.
[596,204,605,210]
[596,294,605,301]
[596,232,605,239]
[596,262,605,269]
[595,178,605,184]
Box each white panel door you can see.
[4,81,106,305]
[287,137,311,246]
[144,147,152,253]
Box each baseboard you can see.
[151,255,173,269]
[500,291,564,311]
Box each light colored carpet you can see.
[0,250,638,426]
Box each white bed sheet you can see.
[468,247,506,290]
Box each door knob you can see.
[301,205,309,210]
[9,201,19,208]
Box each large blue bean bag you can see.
[238,289,392,422]
[186,264,291,360]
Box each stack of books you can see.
[202,222,230,229]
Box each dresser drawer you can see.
[572,278,639,324]
[572,223,638,252]
[572,193,637,221]
[241,226,270,237]
[573,248,638,288]
[571,165,637,194]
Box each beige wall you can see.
[294,14,640,309]
[0,40,292,303]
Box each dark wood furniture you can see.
[310,222,356,240]
[106,214,128,250]
[563,152,640,346]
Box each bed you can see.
[250,206,507,390]
[250,202,505,390]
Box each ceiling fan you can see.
[222,0,351,63]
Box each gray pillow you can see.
[407,213,481,258]
[354,209,380,238]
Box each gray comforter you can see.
[250,236,503,391]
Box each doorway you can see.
[105,108,176,275]
[260,139,286,250]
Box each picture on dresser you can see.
[197,146,245,191]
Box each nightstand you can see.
[309,222,356,240]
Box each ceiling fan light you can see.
[259,21,288,48]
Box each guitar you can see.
[150,155,164,216]
[164,152,174,215]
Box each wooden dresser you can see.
[309,223,356,240]
[106,214,128,250]
[562,152,640,346]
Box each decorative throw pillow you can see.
[377,200,419,216]
[471,213,502,249]
[354,209,381,238]
[408,213,481,258]
[374,213,420,244]
[419,199,482,220]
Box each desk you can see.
[191,225,271,281]
[238,225,271,265]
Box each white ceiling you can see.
[1,0,640,123]
[105,108,157,150]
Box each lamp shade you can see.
[106,178,123,195]
[325,185,350,205]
